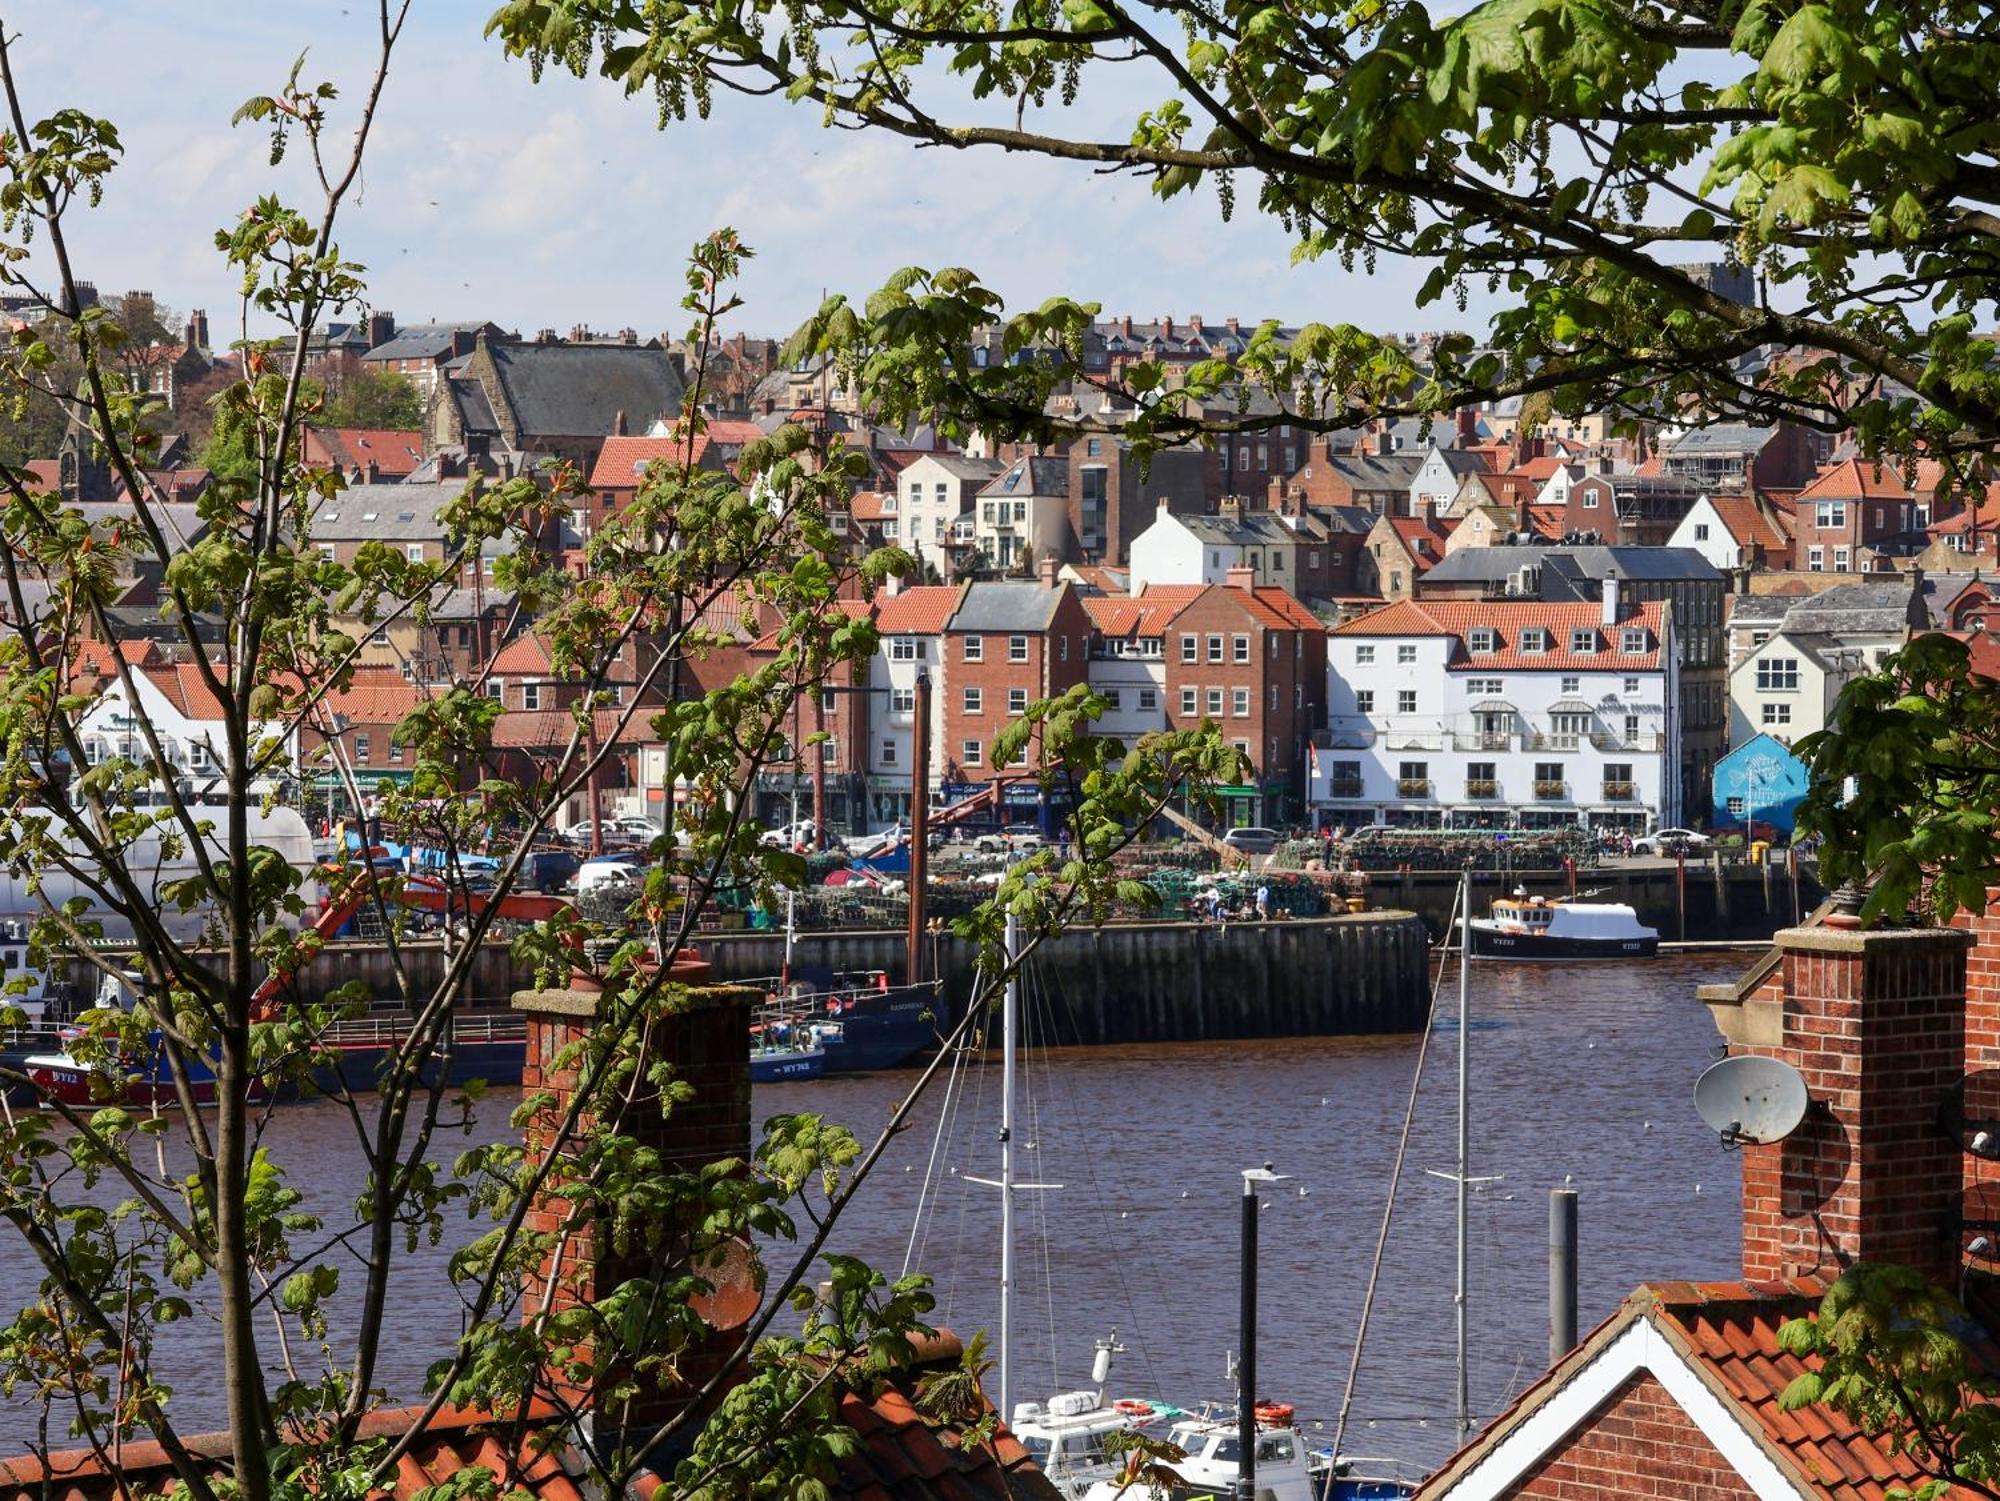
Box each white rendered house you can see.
[1310,595,1681,830]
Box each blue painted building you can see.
[1710,734,1810,836]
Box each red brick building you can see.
[938,574,1092,788]
[1161,569,1327,822]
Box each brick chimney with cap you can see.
[1038,552,1060,589]
[366,311,396,350]
[1705,914,1972,1288]
[513,954,758,1438]
[1224,564,1256,592]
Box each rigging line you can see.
[912,993,974,1285]
[1328,876,1464,1475]
[941,966,996,1325]
[1024,952,1060,1397]
[903,1010,974,1280]
[1033,931,1174,1400]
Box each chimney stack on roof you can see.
[1038,552,1060,589]
[612,409,628,438]
[1455,405,1479,445]
[1720,920,1972,1289]
[513,958,759,1434]
[186,309,211,351]
[1224,564,1256,592]
[366,310,396,350]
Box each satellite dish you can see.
[1694,1056,1809,1148]
[1937,1069,2000,1158]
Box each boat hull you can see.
[752,1047,826,1083]
[816,985,936,1071]
[1468,925,1658,961]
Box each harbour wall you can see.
[1365,859,1825,942]
[697,910,1434,1043]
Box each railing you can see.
[1534,780,1568,800]
[1325,727,1376,749]
[1601,781,1636,800]
[321,1011,527,1046]
[1590,732,1667,753]
[1396,777,1431,798]
[1526,732,1582,752]
[1326,781,1365,800]
[1465,779,1498,799]
[1385,732,1445,752]
[1453,731,1514,751]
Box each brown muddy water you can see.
[0,955,1745,1472]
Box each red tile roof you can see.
[1511,455,1566,481]
[1082,584,1206,638]
[587,429,759,490]
[1523,504,1567,540]
[1241,585,1322,632]
[1419,1279,1996,1501]
[1334,598,1666,668]
[1798,458,1913,502]
[324,679,426,724]
[0,1402,585,1501]
[1710,496,1793,554]
[491,633,555,674]
[141,662,231,721]
[307,427,425,478]
[876,585,968,636]
[1387,516,1452,571]
[848,490,894,522]
[490,707,637,750]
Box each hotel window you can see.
[1356,644,1376,665]
[1233,688,1251,717]
[1621,628,1646,654]
[1180,687,1198,715]
[1467,678,1502,696]
[1008,688,1027,714]
[1521,628,1547,653]
[1624,677,1641,695]
[1356,690,1375,713]
[1234,634,1250,663]
[963,687,983,714]
[1569,628,1595,654]
[1181,634,1197,663]
[1397,689,1417,713]
[1469,628,1497,654]
[1207,688,1225,715]
[1624,714,1641,743]
[1009,635,1029,662]
[891,687,915,713]
[1561,676,1580,695]
[962,739,983,766]
[1397,644,1417,665]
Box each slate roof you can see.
[980,457,1068,499]
[1729,594,1795,625]
[1317,453,1422,490]
[948,581,1067,632]
[907,453,1005,483]
[308,483,470,541]
[1780,577,1930,634]
[482,341,684,439]
[1334,599,1666,669]
[1542,545,1723,583]
[1178,511,1297,547]
[359,322,499,364]
[1656,422,1781,457]
[447,376,499,435]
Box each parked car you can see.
[561,818,649,847]
[974,824,1045,854]
[1633,827,1712,856]
[1222,826,1282,856]
[524,848,581,894]
[574,856,647,898]
[760,818,818,849]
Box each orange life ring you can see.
[1253,1402,1295,1427]
[1113,1399,1154,1417]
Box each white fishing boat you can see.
[1467,889,1658,960]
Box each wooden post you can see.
[1675,847,1687,942]
[811,689,827,851]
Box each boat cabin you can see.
[1010,1391,1145,1495]
[1487,897,1651,941]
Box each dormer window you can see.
[1468,628,1497,654]
[1569,627,1596,654]
[1521,628,1548,654]
[1621,628,1647,654]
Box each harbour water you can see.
[0,955,1745,1467]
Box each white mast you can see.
[1001,908,1019,1420]
[1455,865,1471,1442]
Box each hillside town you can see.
[44,275,1998,850]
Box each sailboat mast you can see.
[1455,864,1471,1443]
[999,909,1019,1421]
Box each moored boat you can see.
[1467,890,1658,961]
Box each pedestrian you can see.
[1255,883,1270,921]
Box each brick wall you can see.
[1512,1374,1754,1501]
[1737,925,1968,1285]
[514,978,755,1428]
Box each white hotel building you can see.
[1308,594,1682,831]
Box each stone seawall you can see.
[698,910,1434,1043]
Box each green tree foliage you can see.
[485,0,2000,474]
[324,366,423,430]
[0,20,1239,1501]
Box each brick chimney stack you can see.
[1038,552,1060,589]
[186,309,211,351]
[1455,406,1479,445]
[1224,564,1255,592]
[367,310,397,350]
[513,963,758,1435]
[1727,924,1971,1287]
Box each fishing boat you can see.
[757,969,936,1073]
[749,1021,827,1083]
[1467,890,1658,960]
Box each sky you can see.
[9,0,1483,348]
